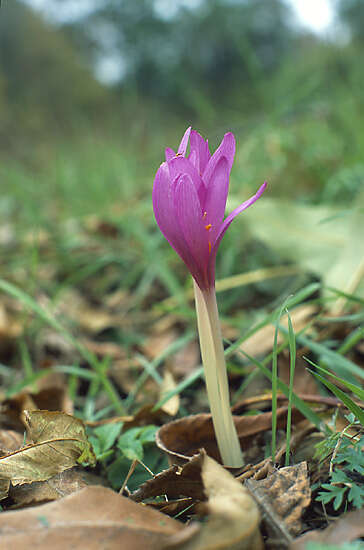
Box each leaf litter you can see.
[0,213,363,548]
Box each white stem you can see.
[193,281,244,467]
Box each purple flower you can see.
[153,127,267,290]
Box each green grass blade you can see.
[241,351,325,432]
[296,333,364,381]
[285,309,296,466]
[308,370,364,426]
[305,359,364,401]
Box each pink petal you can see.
[203,132,235,185]
[212,181,267,256]
[189,130,211,174]
[174,173,210,286]
[153,163,199,274]
[202,156,229,243]
[165,147,175,162]
[167,156,205,204]
[189,149,197,168]
[177,126,192,156]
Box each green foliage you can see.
[307,362,364,426]
[315,417,364,511]
[88,422,123,460]
[88,422,165,492]
[117,425,158,462]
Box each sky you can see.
[287,0,334,33]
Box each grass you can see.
[0,108,362,519]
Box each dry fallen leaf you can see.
[156,409,304,466]
[0,410,95,493]
[8,467,106,509]
[0,429,24,454]
[131,452,206,503]
[245,462,311,548]
[0,383,73,432]
[0,485,183,549]
[290,508,364,549]
[164,453,263,550]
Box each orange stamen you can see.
[208,241,212,254]
[202,211,207,220]
[205,223,212,231]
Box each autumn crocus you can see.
[153,127,266,467]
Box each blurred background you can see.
[0,0,363,499]
[0,0,363,301]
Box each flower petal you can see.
[165,147,175,162]
[174,173,210,287]
[202,156,229,243]
[212,181,267,255]
[177,126,192,156]
[203,132,235,185]
[189,129,211,174]
[205,181,267,287]
[153,163,199,274]
[167,156,205,204]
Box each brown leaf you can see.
[156,409,304,467]
[245,462,311,548]
[0,410,95,489]
[164,453,263,550]
[0,485,183,549]
[0,392,37,431]
[290,509,364,549]
[0,429,24,455]
[131,452,206,503]
[8,467,106,509]
[0,384,73,432]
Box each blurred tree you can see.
[0,0,112,151]
[335,0,364,42]
[48,0,296,115]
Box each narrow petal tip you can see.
[257,181,268,197]
[177,126,192,156]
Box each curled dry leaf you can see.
[164,453,263,550]
[0,410,95,494]
[245,462,311,548]
[131,452,206,503]
[0,485,183,550]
